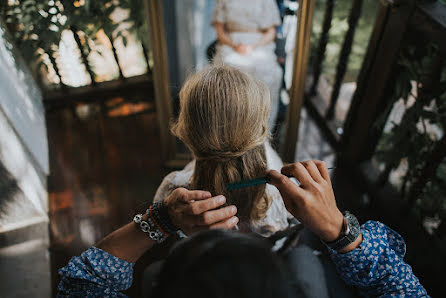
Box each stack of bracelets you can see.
[133,201,179,243]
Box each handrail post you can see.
[309,0,335,96]
[144,0,176,162]
[326,0,363,120]
[282,0,316,163]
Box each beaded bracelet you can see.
[133,214,168,243]
[147,208,170,237]
[148,201,179,235]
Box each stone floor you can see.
[294,108,336,165]
[0,222,51,298]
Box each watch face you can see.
[345,212,361,241]
[324,211,361,251]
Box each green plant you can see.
[1,0,150,87]
[2,0,66,86]
[64,0,125,79]
[120,0,151,72]
[375,36,446,236]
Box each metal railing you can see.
[289,0,446,234]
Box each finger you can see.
[209,216,239,230]
[301,160,324,183]
[281,163,314,187]
[176,188,212,202]
[314,160,330,182]
[185,195,226,215]
[267,170,307,216]
[267,170,305,197]
[198,205,237,226]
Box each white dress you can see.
[154,143,293,237]
[211,0,283,131]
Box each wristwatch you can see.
[324,211,361,251]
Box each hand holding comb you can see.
[226,167,336,191]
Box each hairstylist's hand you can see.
[164,188,239,235]
[268,161,344,242]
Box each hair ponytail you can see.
[172,65,272,223]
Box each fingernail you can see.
[231,206,237,214]
[218,196,226,203]
[231,217,239,224]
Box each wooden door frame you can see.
[144,0,191,167]
[144,0,192,168]
[282,0,316,163]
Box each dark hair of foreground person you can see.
[153,229,304,298]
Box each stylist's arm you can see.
[268,160,362,253]
[97,188,238,263]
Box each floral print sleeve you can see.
[57,221,428,297]
[57,247,133,297]
[329,221,429,297]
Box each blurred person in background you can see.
[211,0,283,131]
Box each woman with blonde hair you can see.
[154,65,291,236]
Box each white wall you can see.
[0,26,49,175]
[175,0,216,83]
[0,20,50,297]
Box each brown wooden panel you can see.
[47,107,170,295]
[43,75,154,110]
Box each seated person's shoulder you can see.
[154,161,195,202]
[265,142,283,172]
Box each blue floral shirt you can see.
[329,221,428,297]
[57,221,429,297]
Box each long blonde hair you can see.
[172,65,272,222]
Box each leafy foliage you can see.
[1,1,65,82]
[375,35,446,235]
[120,0,149,49]
[1,0,151,87]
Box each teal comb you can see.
[226,177,270,191]
[226,167,336,191]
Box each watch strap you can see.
[324,211,361,251]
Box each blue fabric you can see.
[329,221,429,297]
[57,221,429,297]
[57,247,133,297]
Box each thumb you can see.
[267,170,305,206]
[267,169,292,190]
